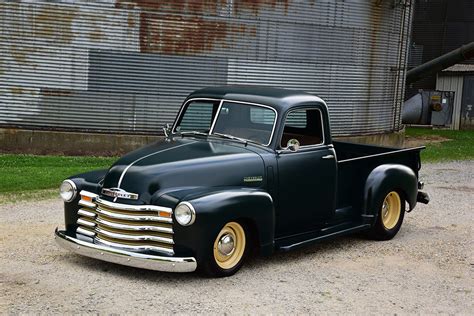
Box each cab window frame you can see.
[279,106,326,150]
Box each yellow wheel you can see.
[213,222,246,270]
[367,190,405,240]
[381,191,401,230]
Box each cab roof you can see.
[186,85,326,112]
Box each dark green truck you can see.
[55,86,430,277]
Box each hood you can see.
[101,138,265,203]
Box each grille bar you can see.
[96,198,172,214]
[79,200,96,209]
[78,208,95,218]
[95,227,174,244]
[77,227,96,238]
[96,217,173,234]
[75,190,175,255]
[96,206,173,223]
[77,218,96,228]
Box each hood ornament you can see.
[102,188,139,200]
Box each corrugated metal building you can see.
[406,0,474,98]
[436,64,474,130]
[0,0,413,147]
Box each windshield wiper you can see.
[181,131,263,146]
[212,132,248,143]
[179,131,209,138]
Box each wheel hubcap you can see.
[381,191,401,230]
[213,222,246,270]
[218,234,235,256]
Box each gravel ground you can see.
[0,161,473,314]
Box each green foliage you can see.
[0,155,116,203]
[405,128,474,162]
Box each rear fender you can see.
[364,164,418,217]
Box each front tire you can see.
[200,221,248,277]
[367,190,405,240]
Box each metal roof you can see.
[442,63,474,73]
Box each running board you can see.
[277,224,371,252]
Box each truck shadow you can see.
[247,234,372,268]
[66,233,372,282]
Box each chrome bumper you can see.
[54,228,197,273]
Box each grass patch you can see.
[1,129,471,203]
[0,189,58,205]
[405,128,474,162]
[0,154,116,204]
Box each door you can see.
[461,75,474,129]
[275,107,337,237]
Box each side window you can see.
[280,108,324,148]
[285,111,307,128]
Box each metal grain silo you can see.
[0,0,413,151]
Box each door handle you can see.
[321,154,334,160]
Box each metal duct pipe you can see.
[406,41,474,84]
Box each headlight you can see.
[59,180,77,202]
[174,202,196,226]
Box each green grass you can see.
[405,128,474,162]
[0,155,116,204]
[1,129,472,203]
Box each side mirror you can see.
[163,123,172,138]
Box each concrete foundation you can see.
[0,128,405,156]
[0,128,162,156]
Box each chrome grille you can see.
[75,190,174,255]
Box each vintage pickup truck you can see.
[55,86,429,277]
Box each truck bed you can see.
[333,141,424,211]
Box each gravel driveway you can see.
[1,161,472,314]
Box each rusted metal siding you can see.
[0,0,413,136]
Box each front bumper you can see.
[55,228,197,272]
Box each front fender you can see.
[171,188,275,260]
[364,164,418,216]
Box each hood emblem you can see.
[102,188,139,200]
[243,176,263,183]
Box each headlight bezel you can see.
[59,179,77,202]
[174,201,196,226]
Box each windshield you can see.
[174,99,277,146]
[174,100,220,133]
[212,102,276,145]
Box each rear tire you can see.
[199,221,248,277]
[367,190,405,240]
